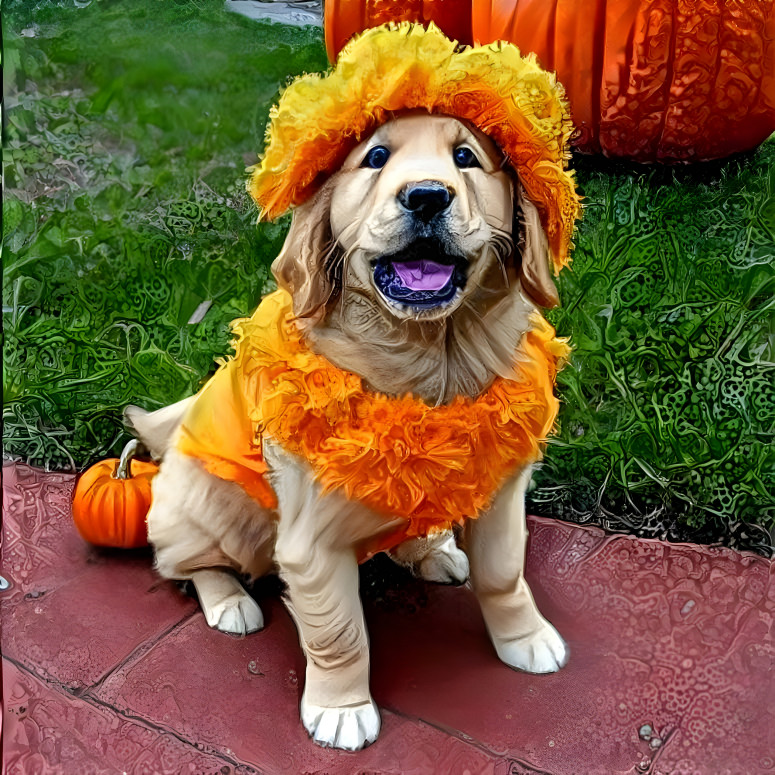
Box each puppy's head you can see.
[272,113,559,324]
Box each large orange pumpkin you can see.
[72,440,156,549]
[325,0,473,65]
[325,0,775,163]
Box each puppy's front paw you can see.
[494,620,569,674]
[300,696,381,751]
[417,540,470,585]
[204,592,264,636]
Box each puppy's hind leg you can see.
[191,569,264,636]
[388,529,469,584]
[147,448,271,637]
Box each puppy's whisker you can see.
[325,246,345,274]
[460,296,486,323]
[323,238,340,263]
[337,220,362,248]
[498,258,510,287]
[321,241,347,302]
[491,229,514,260]
[486,242,511,287]
[487,231,515,288]
[336,241,367,302]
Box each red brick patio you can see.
[2,461,773,774]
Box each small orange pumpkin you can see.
[72,440,157,548]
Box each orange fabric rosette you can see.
[176,291,570,550]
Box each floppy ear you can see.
[271,181,336,321]
[515,185,560,309]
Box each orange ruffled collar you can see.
[177,290,569,542]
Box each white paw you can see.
[300,696,381,751]
[203,592,264,636]
[494,620,569,674]
[416,535,470,585]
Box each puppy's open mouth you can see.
[372,240,467,309]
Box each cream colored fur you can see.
[130,115,568,752]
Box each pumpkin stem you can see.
[114,439,140,480]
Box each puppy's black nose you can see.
[398,181,454,221]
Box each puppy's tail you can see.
[123,396,194,459]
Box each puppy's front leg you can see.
[276,533,380,750]
[269,447,381,750]
[466,467,569,674]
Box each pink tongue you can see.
[393,260,454,291]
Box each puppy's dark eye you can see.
[361,145,391,169]
[453,146,481,169]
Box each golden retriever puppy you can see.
[125,22,583,752]
[127,113,568,751]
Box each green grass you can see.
[533,148,775,547]
[3,0,774,547]
[4,0,325,468]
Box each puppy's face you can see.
[329,114,513,321]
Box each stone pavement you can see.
[225,1,322,28]
[2,461,773,774]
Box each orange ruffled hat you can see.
[248,22,581,273]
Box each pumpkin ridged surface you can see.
[598,0,676,160]
[657,0,721,160]
[476,0,775,161]
[327,0,775,162]
[325,0,473,64]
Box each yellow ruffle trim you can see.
[176,290,570,545]
[248,23,581,273]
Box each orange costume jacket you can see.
[175,290,568,551]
